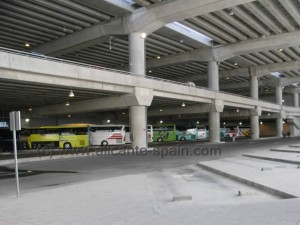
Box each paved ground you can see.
[1,137,300,225]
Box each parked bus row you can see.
[152,124,245,142]
[1,124,249,150]
[20,124,154,149]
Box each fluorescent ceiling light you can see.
[165,22,212,47]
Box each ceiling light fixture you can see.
[65,101,70,106]
[278,48,283,52]
[157,56,161,59]
[229,9,234,16]
[25,43,30,47]
[28,107,32,112]
[181,102,186,107]
[140,32,147,39]
[69,89,75,97]
[160,120,163,124]
[160,108,163,112]
[234,62,238,66]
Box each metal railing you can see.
[0,47,193,87]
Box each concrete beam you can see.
[177,60,300,84]
[33,20,128,56]
[148,103,211,116]
[255,60,300,77]
[283,86,300,94]
[148,32,300,71]
[33,0,254,56]
[31,96,126,116]
[214,31,300,61]
[147,49,213,69]
[127,0,255,33]
[281,77,300,86]
[177,68,249,83]
[31,92,152,116]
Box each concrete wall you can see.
[259,121,294,137]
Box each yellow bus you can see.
[26,125,89,149]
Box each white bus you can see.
[187,125,207,139]
[89,125,126,146]
[124,125,153,143]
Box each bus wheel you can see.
[63,142,72,149]
[157,138,163,142]
[180,137,186,141]
[101,141,108,146]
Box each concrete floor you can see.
[1,137,300,225]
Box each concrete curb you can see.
[243,154,300,165]
[0,154,92,166]
[270,148,300,153]
[0,148,155,166]
[290,145,300,148]
[197,162,298,199]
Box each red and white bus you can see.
[88,125,126,146]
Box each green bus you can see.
[26,124,89,149]
[153,124,177,142]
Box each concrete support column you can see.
[275,85,283,137]
[250,107,261,140]
[250,116,259,139]
[208,60,220,142]
[207,61,219,91]
[129,32,148,149]
[276,85,283,105]
[209,111,220,142]
[276,117,283,137]
[293,92,299,107]
[129,106,147,149]
[250,76,258,100]
[249,68,259,139]
[129,32,145,75]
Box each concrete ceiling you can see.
[0,0,300,110]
